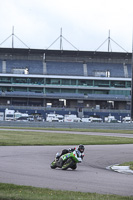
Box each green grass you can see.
[0,130,133,146]
[119,161,133,170]
[0,128,133,200]
[0,183,133,200]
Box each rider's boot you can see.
[56,157,63,168]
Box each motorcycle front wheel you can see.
[50,160,57,169]
[71,164,77,170]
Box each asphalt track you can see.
[0,144,133,196]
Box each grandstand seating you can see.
[0,60,2,72]
[5,60,43,74]
[127,64,131,78]
[87,62,127,77]
[0,59,131,78]
[46,61,84,76]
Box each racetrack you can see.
[0,144,133,196]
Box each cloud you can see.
[0,0,132,51]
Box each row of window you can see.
[0,86,130,96]
[0,77,131,88]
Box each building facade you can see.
[0,48,132,118]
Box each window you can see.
[13,77,27,84]
[78,80,93,86]
[62,79,70,85]
[0,77,11,83]
[71,79,76,85]
[45,88,60,93]
[94,80,109,87]
[126,81,131,88]
[29,88,43,93]
[110,81,125,88]
[51,79,60,85]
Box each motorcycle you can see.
[50,149,82,170]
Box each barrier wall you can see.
[0,121,133,130]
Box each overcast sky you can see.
[0,0,133,52]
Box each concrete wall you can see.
[0,121,133,130]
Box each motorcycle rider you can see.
[55,144,85,168]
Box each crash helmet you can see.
[78,144,85,153]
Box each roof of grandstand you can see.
[0,47,131,60]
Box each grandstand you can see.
[0,47,132,119]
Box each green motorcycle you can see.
[50,150,82,170]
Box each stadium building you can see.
[0,47,132,119]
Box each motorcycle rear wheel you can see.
[62,158,75,170]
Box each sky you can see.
[0,0,133,52]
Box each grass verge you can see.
[0,183,133,200]
[0,130,133,145]
[119,161,133,170]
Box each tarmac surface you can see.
[0,144,133,196]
